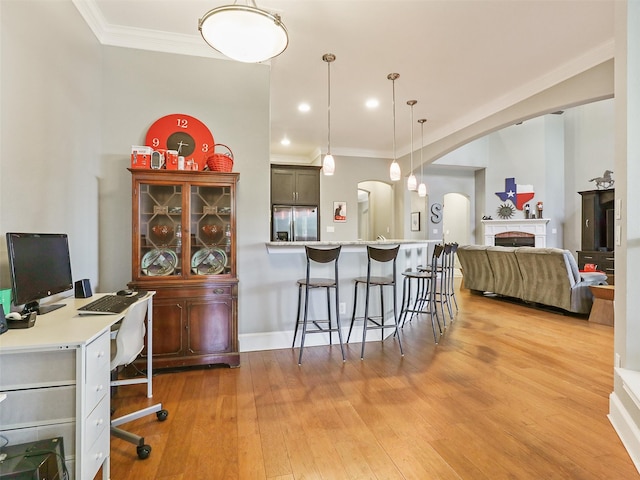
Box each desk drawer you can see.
[82,426,109,480]
[86,332,110,377]
[85,332,110,411]
[85,396,109,450]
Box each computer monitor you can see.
[6,233,73,315]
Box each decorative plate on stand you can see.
[191,247,227,275]
[141,249,178,276]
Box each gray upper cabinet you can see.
[271,165,320,205]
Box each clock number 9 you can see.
[176,118,189,129]
[151,137,160,147]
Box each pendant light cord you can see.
[327,58,331,155]
[323,53,336,156]
[408,100,416,172]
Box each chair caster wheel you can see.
[137,444,151,459]
[157,409,169,421]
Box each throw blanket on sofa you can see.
[457,245,607,314]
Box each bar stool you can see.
[292,246,346,365]
[347,245,403,360]
[446,242,459,314]
[419,243,453,326]
[400,243,444,342]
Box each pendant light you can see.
[198,0,289,63]
[418,118,427,197]
[406,100,417,191]
[388,73,401,181]
[322,53,336,176]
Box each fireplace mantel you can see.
[482,218,549,247]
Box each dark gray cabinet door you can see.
[271,166,320,205]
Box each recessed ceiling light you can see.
[281,137,291,146]
[298,103,311,112]
[365,98,379,109]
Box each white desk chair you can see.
[110,294,168,459]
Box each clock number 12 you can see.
[176,118,189,129]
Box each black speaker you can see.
[74,279,93,298]
[0,303,7,335]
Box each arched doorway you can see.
[358,181,393,241]
[442,192,471,245]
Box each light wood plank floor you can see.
[104,284,639,479]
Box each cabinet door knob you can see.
[585,219,589,228]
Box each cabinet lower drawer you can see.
[0,422,76,457]
[82,426,109,480]
[0,350,75,389]
[0,385,75,429]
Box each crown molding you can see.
[72,0,228,60]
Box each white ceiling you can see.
[76,0,615,163]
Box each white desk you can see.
[0,292,154,480]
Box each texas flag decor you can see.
[495,177,535,210]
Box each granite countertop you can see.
[265,239,437,253]
[266,239,428,246]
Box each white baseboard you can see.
[609,391,640,474]
[239,325,389,353]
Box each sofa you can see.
[456,245,608,314]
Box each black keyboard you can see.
[78,294,139,315]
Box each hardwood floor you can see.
[105,284,639,479]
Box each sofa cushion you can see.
[486,246,522,298]
[457,245,494,292]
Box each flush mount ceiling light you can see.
[198,0,289,63]
[322,53,336,176]
[418,118,427,197]
[388,73,401,182]
[407,100,417,191]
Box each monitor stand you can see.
[23,301,65,315]
[37,303,65,315]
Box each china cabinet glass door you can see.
[190,185,232,276]
[138,183,183,277]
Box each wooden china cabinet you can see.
[128,169,239,368]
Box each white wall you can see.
[0,1,102,289]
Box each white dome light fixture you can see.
[322,53,336,176]
[418,118,428,197]
[407,100,417,191]
[388,73,401,181]
[198,1,289,63]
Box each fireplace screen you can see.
[494,231,535,247]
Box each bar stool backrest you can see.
[367,245,400,282]
[305,246,341,283]
[430,244,445,272]
[306,246,341,264]
[367,245,400,263]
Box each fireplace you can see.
[494,231,535,247]
[482,218,549,248]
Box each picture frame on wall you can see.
[334,202,346,222]
[411,211,420,231]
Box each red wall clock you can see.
[145,114,214,170]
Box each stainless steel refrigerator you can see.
[272,205,319,241]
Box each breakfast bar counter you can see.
[244,240,440,352]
